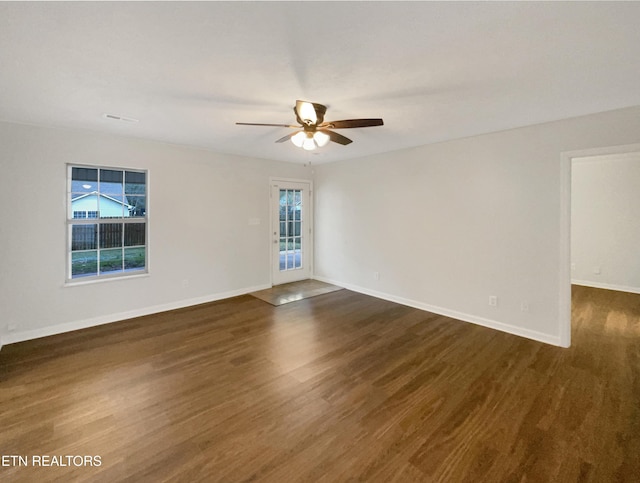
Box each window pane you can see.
[71,251,97,278]
[124,247,145,271]
[294,222,301,237]
[294,207,301,220]
[99,170,124,220]
[71,185,97,197]
[100,169,123,184]
[71,193,99,218]
[125,171,146,195]
[98,194,125,218]
[72,167,98,182]
[100,248,123,274]
[100,223,122,249]
[71,224,97,250]
[280,221,286,237]
[71,168,98,196]
[126,195,146,217]
[124,223,145,247]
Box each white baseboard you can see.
[571,280,640,295]
[313,276,562,347]
[0,283,271,347]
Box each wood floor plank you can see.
[1,286,639,482]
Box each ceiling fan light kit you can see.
[291,131,330,150]
[236,100,383,151]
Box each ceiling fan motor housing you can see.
[294,100,327,126]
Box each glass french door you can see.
[272,181,311,285]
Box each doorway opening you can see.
[560,143,640,347]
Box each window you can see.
[67,165,147,281]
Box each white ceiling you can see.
[1,2,640,164]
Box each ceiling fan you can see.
[236,100,383,151]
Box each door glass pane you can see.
[278,188,304,272]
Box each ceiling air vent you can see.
[103,113,139,123]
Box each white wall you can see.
[571,152,640,293]
[0,121,310,345]
[313,106,640,346]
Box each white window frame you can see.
[66,164,148,283]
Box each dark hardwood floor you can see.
[1,286,638,482]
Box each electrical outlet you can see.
[182,279,189,288]
[571,263,576,271]
[7,323,16,332]
[489,296,498,307]
[373,271,380,281]
[593,266,601,275]
[521,302,530,313]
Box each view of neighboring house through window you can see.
[68,165,147,280]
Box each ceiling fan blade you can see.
[275,131,301,143]
[323,129,352,146]
[236,122,299,128]
[319,118,384,129]
[295,100,327,126]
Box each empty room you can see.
[1,2,639,482]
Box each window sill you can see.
[64,272,149,287]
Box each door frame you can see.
[269,177,314,286]
[559,142,640,348]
